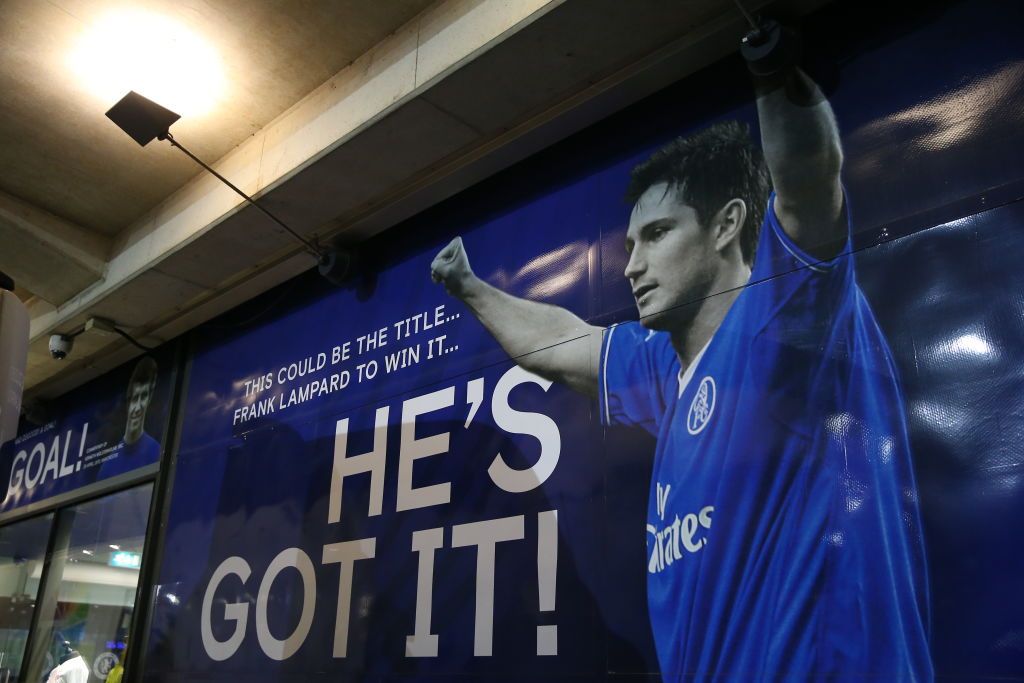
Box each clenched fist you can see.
[430,236,475,298]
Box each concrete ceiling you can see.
[1,0,827,401]
[0,0,435,237]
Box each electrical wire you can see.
[113,326,156,352]
[732,0,759,30]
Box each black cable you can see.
[57,322,154,351]
[732,0,759,30]
[113,326,156,352]
[164,132,322,260]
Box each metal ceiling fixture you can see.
[49,317,154,361]
[733,0,801,76]
[105,91,351,283]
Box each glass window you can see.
[26,485,153,682]
[0,513,54,681]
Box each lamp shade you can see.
[105,91,181,146]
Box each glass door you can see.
[25,485,153,682]
[0,513,53,682]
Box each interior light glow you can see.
[70,9,224,117]
[82,549,94,556]
[109,544,121,550]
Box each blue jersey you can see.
[97,432,161,480]
[600,196,932,681]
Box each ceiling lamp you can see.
[105,91,349,283]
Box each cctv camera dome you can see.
[48,334,73,360]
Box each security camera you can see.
[49,334,73,360]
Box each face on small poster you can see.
[0,349,176,513]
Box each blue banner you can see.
[145,1,1024,681]
[0,349,175,513]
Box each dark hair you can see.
[625,120,771,265]
[128,356,158,392]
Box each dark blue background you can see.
[144,1,1024,680]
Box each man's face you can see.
[624,183,718,331]
[124,380,153,444]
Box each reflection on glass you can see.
[0,513,53,681]
[31,485,152,683]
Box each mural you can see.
[139,1,1024,681]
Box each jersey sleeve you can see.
[598,321,677,435]
[747,191,857,434]
[751,190,853,287]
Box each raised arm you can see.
[431,237,602,397]
[755,68,846,259]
